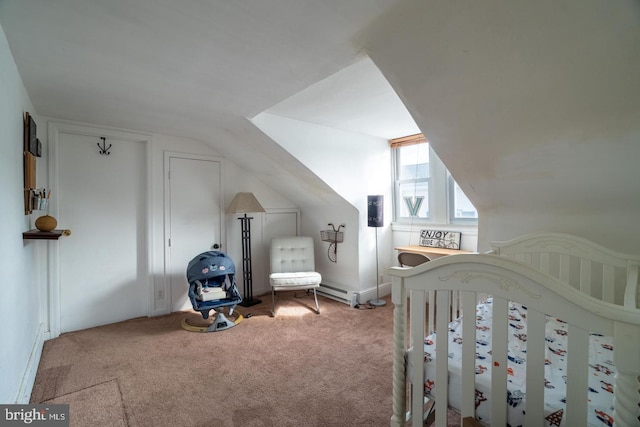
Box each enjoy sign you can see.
[419,229,461,249]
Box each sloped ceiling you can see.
[360,0,640,249]
[0,0,408,143]
[3,0,640,250]
[0,0,421,213]
[363,0,640,214]
[265,56,419,139]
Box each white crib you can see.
[389,233,640,426]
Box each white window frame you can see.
[391,134,477,226]
[448,174,479,223]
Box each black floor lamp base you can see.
[239,298,261,308]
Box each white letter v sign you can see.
[403,196,424,216]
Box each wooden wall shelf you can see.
[23,230,69,240]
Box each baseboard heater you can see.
[317,284,354,306]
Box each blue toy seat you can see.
[184,251,243,331]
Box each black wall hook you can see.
[97,137,112,155]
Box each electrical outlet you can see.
[157,289,164,299]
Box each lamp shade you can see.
[225,192,266,214]
[367,195,383,227]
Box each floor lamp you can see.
[226,192,265,307]
[368,195,385,307]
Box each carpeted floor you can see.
[31,292,399,426]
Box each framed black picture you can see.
[28,114,38,156]
[23,112,30,151]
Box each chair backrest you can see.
[398,251,431,267]
[270,236,317,273]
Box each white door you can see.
[166,154,223,312]
[58,131,147,333]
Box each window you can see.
[392,134,477,224]
[449,175,478,220]
[396,141,429,218]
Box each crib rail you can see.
[389,253,640,427]
[491,232,640,309]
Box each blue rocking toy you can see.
[181,251,243,332]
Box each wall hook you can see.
[97,137,112,155]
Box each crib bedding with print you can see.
[389,233,640,427]
[409,299,617,426]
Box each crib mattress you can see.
[408,299,616,426]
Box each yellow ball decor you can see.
[35,215,57,232]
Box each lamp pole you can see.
[238,213,260,307]
[226,192,265,308]
[368,195,385,307]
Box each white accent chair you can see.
[269,236,322,316]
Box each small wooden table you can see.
[394,245,471,258]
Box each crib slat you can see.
[602,265,615,303]
[410,289,426,427]
[428,290,436,334]
[451,291,459,322]
[490,296,508,427]
[434,290,450,427]
[531,252,541,269]
[514,253,528,265]
[565,324,588,426]
[625,263,639,308]
[559,253,570,284]
[460,291,477,420]
[539,253,551,276]
[524,309,545,427]
[580,259,592,296]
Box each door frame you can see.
[47,120,152,339]
[162,151,225,313]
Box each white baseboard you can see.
[15,322,45,403]
[317,284,353,305]
[315,283,391,308]
[357,282,391,305]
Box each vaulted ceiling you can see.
[3,1,640,250]
[0,0,416,143]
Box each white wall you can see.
[35,121,299,318]
[252,112,393,296]
[0,23,46,403]
[0,17,302,399]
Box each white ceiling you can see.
[5,0,640,252]
[266,57,420,139]
[0,0,418,142]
